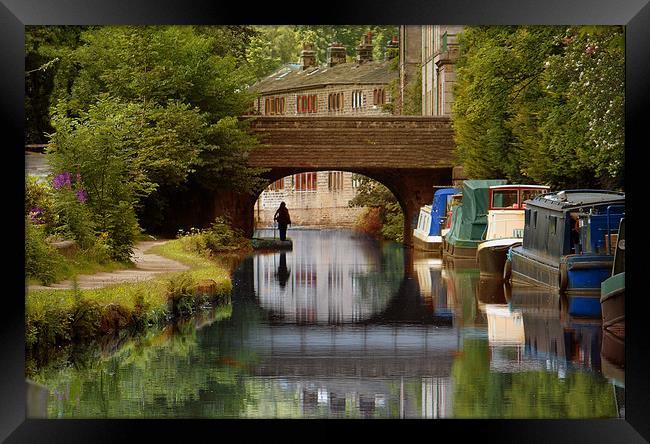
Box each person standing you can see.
[274,202,291,241]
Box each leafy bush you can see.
[381,202,404,243]
[167,272,198,317]
[25,218,67,285]
[177,217,251,257]
[355,207,382,238]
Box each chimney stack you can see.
[326,42,347,67]
[299,42,317,70]
[385,35,399,60]
[356,32,374,64]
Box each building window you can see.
[265,96,285,115]
[328,171,344,191]
[295,172,318,191]
[268,178,284,191]
[352,90,365,109]
[297,94,318,113]
[373,88,386,106]
[328,92,344,112]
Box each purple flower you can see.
[52,172,72,190]
[29,207,45,224]
[75,189,87,203]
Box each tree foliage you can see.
[29,25,268,256]
[349,175,404,242]
[453,26,624,189]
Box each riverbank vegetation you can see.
[25,224,249,367]
[453,26,624,190]
[349,175,404,243]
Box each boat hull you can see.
[600,272,625,330]
[477,238,521,278]
[441,238,478,263]
[412,232,443,254]
[510,246,614,317]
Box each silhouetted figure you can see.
[276,252,291,289]
[274,202,291,241]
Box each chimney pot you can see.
[327,42,347,67]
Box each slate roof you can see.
[249,60,397,94]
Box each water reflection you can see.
[31,229,621,419]
[253,229,403,324]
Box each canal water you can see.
[31,228,624,418]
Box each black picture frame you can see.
[3,0,649,442]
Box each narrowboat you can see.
[413,187,460,253]
[508,189,625,318]
[441,179,507,262]
[477,185,550,278]
[601,217,624,367]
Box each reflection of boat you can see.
[412,253,451,319]
[509,190,625,318]
[477,185,549,278]
[413,187,460,253]
[601,218,625,368]
[477,277,507,306]
[442,179,507,263]
[485,304,525,346]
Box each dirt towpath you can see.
[27,240,189,291]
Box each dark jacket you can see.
[275,207,291,225]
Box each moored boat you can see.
[441,179,507,263]
[600,217,624,367]
[508,189,625,318]
[477,184,550,278]
[413,187,460,253]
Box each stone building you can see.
[249,33,398,228]
[397,25,463,117]
[420,25,463,117]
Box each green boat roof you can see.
[447,179,508,243]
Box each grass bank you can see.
[25,237,242,360]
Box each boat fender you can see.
[559,262,568,292]
[503,258,512,282]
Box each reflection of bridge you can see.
[246,324,459,378]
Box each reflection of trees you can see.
[31,305,276,418]
[451,338,617,418]
[351,242,405,314]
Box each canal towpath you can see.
[27,240,189,291]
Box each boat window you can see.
[491,189,519,209]
[521,188,548,206]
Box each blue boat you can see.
[413,187,460,253]
[508,189,625,318]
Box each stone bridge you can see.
[233,115,456,247]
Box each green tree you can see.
[43,26,266,250]
[25,26,85,144]
[294,26,399,63]
[349,175,404,243]
[452,26,624,189]
[245,26,301,80]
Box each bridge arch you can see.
[165,115,455,246]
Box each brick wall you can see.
[255,171,364,227]
[247,116,455,170]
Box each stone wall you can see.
[255,171,364,228]
[256,83,391,117]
